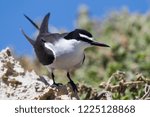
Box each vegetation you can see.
[18,6,150,99]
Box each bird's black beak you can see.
[91,41,110,47]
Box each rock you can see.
[0,48,79,100]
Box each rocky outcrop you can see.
[0,48,79,100]
[0,48,112,100]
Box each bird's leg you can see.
[51,72,62,86]
[67,72,78,92]
[51,72,56,84]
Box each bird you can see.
[21,13,110,92]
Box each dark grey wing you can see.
[39,13,50,34]
[44,46,55,64]
[21,29,35,46]
[36,32,68,65]
[24,12,51,32]
[34,43,55,65]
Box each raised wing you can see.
[39,13,50,34]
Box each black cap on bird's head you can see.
[64,29,110,48]
[21,13,50,47]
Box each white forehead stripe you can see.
[79,33,93,40]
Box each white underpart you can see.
[79,33,93,40]
[44,38,90,71]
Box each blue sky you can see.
[0,0,150,56]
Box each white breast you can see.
[44,38,85,71]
